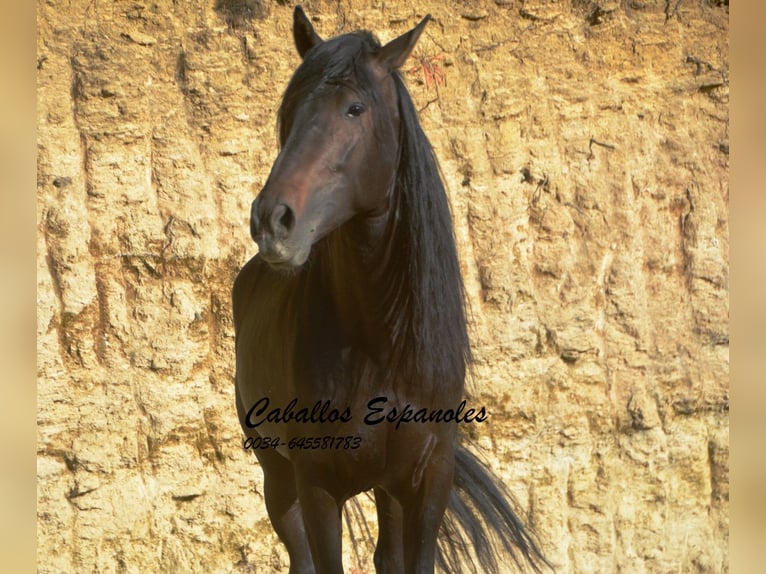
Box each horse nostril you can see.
[271,203,295,237]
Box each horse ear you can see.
[377,14,431,71]
[293,6,322,59]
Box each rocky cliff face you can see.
[37,1,728,572]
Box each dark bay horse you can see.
[233,7,549,573]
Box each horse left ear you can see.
[377,14,431,71]
[294,6,323,59]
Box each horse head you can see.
[250,7,430,269]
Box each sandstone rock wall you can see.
[37,1,729,572]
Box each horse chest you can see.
[235,260,393,467]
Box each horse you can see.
[233,6,549,573]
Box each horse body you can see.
[234,7,547,573]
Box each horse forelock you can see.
[277,31,383,146]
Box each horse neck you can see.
[313,209,401,363]
[313,80,470,397]
[316,179,468,402]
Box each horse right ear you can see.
[293,6,322,59]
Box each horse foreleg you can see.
[254,448,316,574]
[238,385,315,573]
[373,486,405,574]
[295,476,345,574]
[401,444,455,574]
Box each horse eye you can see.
[346,103,365,118]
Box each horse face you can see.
[251,65,398,268]
[249,10,429,270]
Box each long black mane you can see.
[384,70,472,392]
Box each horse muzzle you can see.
[250,197,311,268]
